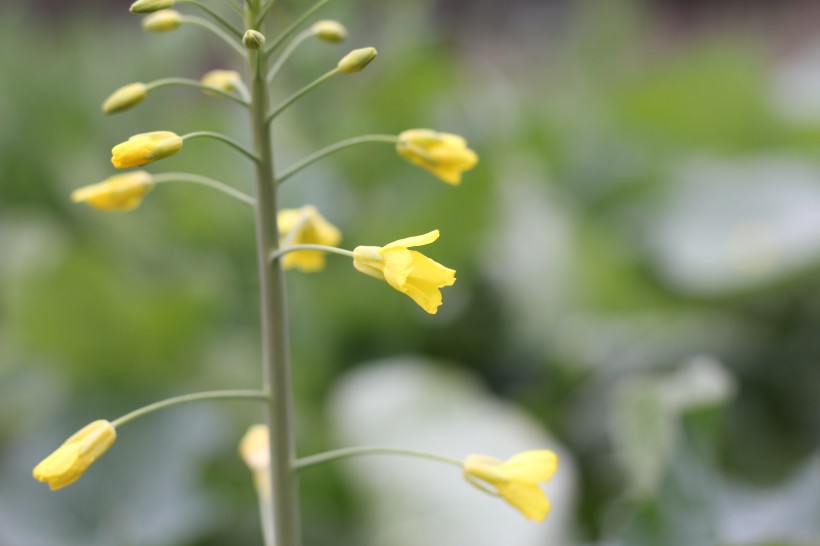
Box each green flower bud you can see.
[337,47,377,74]
[102,83,147,114]
[243,30,266,50]
[311,20,348,43]
[129,0,174,14]
[141,9,182,32]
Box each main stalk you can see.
[245,2,302,545]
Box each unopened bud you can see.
[337,47,377,74]
[129,0,174,14]
[102,83,147,114]
[201,70,242,93]
[311,20,347,43]
[141,9,182,32]
[243,30,266,50]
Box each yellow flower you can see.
[102,82,147,114]
[201,69,242,94]
[239,424,270,498]
[353,230,456,314]
[396,129,478,185]
[111,131,183,169]
[32,420,117,491]
[71,171,154,211]
[278,205,342,272]
[463,450,558,522]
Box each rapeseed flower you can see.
[353,230,455,314]
[278,205,342,272]
[32,420,117,491]
[463,450,558,522]
[71,171,154,211]
[396,129,478,185]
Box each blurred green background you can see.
[1,0,819,545]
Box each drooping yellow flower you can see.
[102,82,147,114]
[396,129,478,185]
[277,205,342,272]
[71,171,155,212]
[353,230,456,314]
[111,131,183,169]
[32,420,117,491]
[239,424,271,498]
[463,450,558,522]
[201,69,242,94]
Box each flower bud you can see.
[311,20,347,42]
[201,69,242,93]
[102,83,147,114]
[243,30,266,50]
[141,9,182,32]
[33,420,117,491]
[337,47,377,74]
[111,131,183,169]
[129,0,174,13]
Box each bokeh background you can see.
[1,0,819,544]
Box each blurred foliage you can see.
[1,0,819,545]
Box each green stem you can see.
[294,446,464,472]
[266,28,315,83]
[266,68,339,123]
[263,0,331,57]
[111,390,268,428]
[180,15,246,57]
[152,172,256,206]
[277,134,398,183]
[246,3,302,545]
[178,0,244,38]
[182,131,261,164]
[146,77,251,108]
[269,244,353,264]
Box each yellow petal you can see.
[501,450,559,484]
[496,482,552,522]
[384,229,440,250]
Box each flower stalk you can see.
[246,2,302,544]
